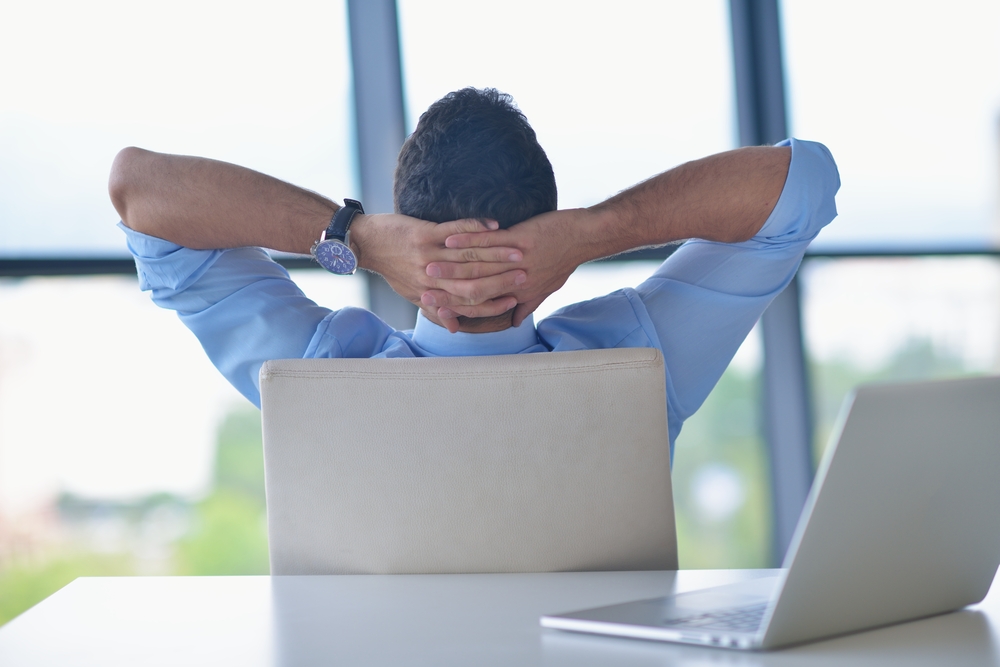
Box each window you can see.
[0,0,359,622]
[783,0,1000,249]
[0,0,356,256]
[783,1,1000,461]
[398,0,736,209]
[802,257,1000,460]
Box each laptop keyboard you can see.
[663,602,768,633]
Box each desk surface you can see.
[0,568,998,666]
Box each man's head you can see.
[394,87,557,229]
[393,88,557,332]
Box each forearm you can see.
[583,146,791,260]
[109,147,337,254]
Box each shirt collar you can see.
[411,312,538,356]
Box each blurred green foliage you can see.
[213,409,268,506]
[673,367,772,569]
[174,489,269,575]
[0,407,268,626]
[811,339,969,461]
[175,409,269,576]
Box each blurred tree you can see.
[174,489,269,575]
[673,367,771,569]
[811,339,969,461]
[213,408,267,505]
[174,408,269,575]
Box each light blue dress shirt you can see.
[122,138,839,451]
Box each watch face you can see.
[314,240,357,274]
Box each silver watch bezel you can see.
[311,233,358,275]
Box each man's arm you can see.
[420,145,791,325]
[109,147,524,313]
[109,147,338,253]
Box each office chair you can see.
[260,347,676,575]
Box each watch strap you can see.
[324,198,365,243]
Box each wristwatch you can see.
[311,199,365,274]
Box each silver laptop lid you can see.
[761,375,1000,647]
[260,348,676,575]
[542,374,1000,650]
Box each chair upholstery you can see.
[260,347,676,575]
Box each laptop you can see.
[259,348,677,575]
[542,375,1000,649]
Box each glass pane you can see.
[532,262,662,319]
[782,1,1000,249]
[802,257,1000,461]
[0,272,366,623]
[0,0,354,257]
[671,326,769,569]
[398,0,736,210]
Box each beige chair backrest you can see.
[260,347,676,575]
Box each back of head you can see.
[394,88,557,229]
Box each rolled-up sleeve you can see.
[635,138,840,442]
[749,138,840,247]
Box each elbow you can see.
[108,146,147,227]
[720,223,761,244]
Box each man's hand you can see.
[420,209,604,327]
[351,214,528,329]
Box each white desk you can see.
[1,569,998,666]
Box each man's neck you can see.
[419,307,514,333]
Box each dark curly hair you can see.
[393,88,557,228]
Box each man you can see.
[110,88,839,451]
